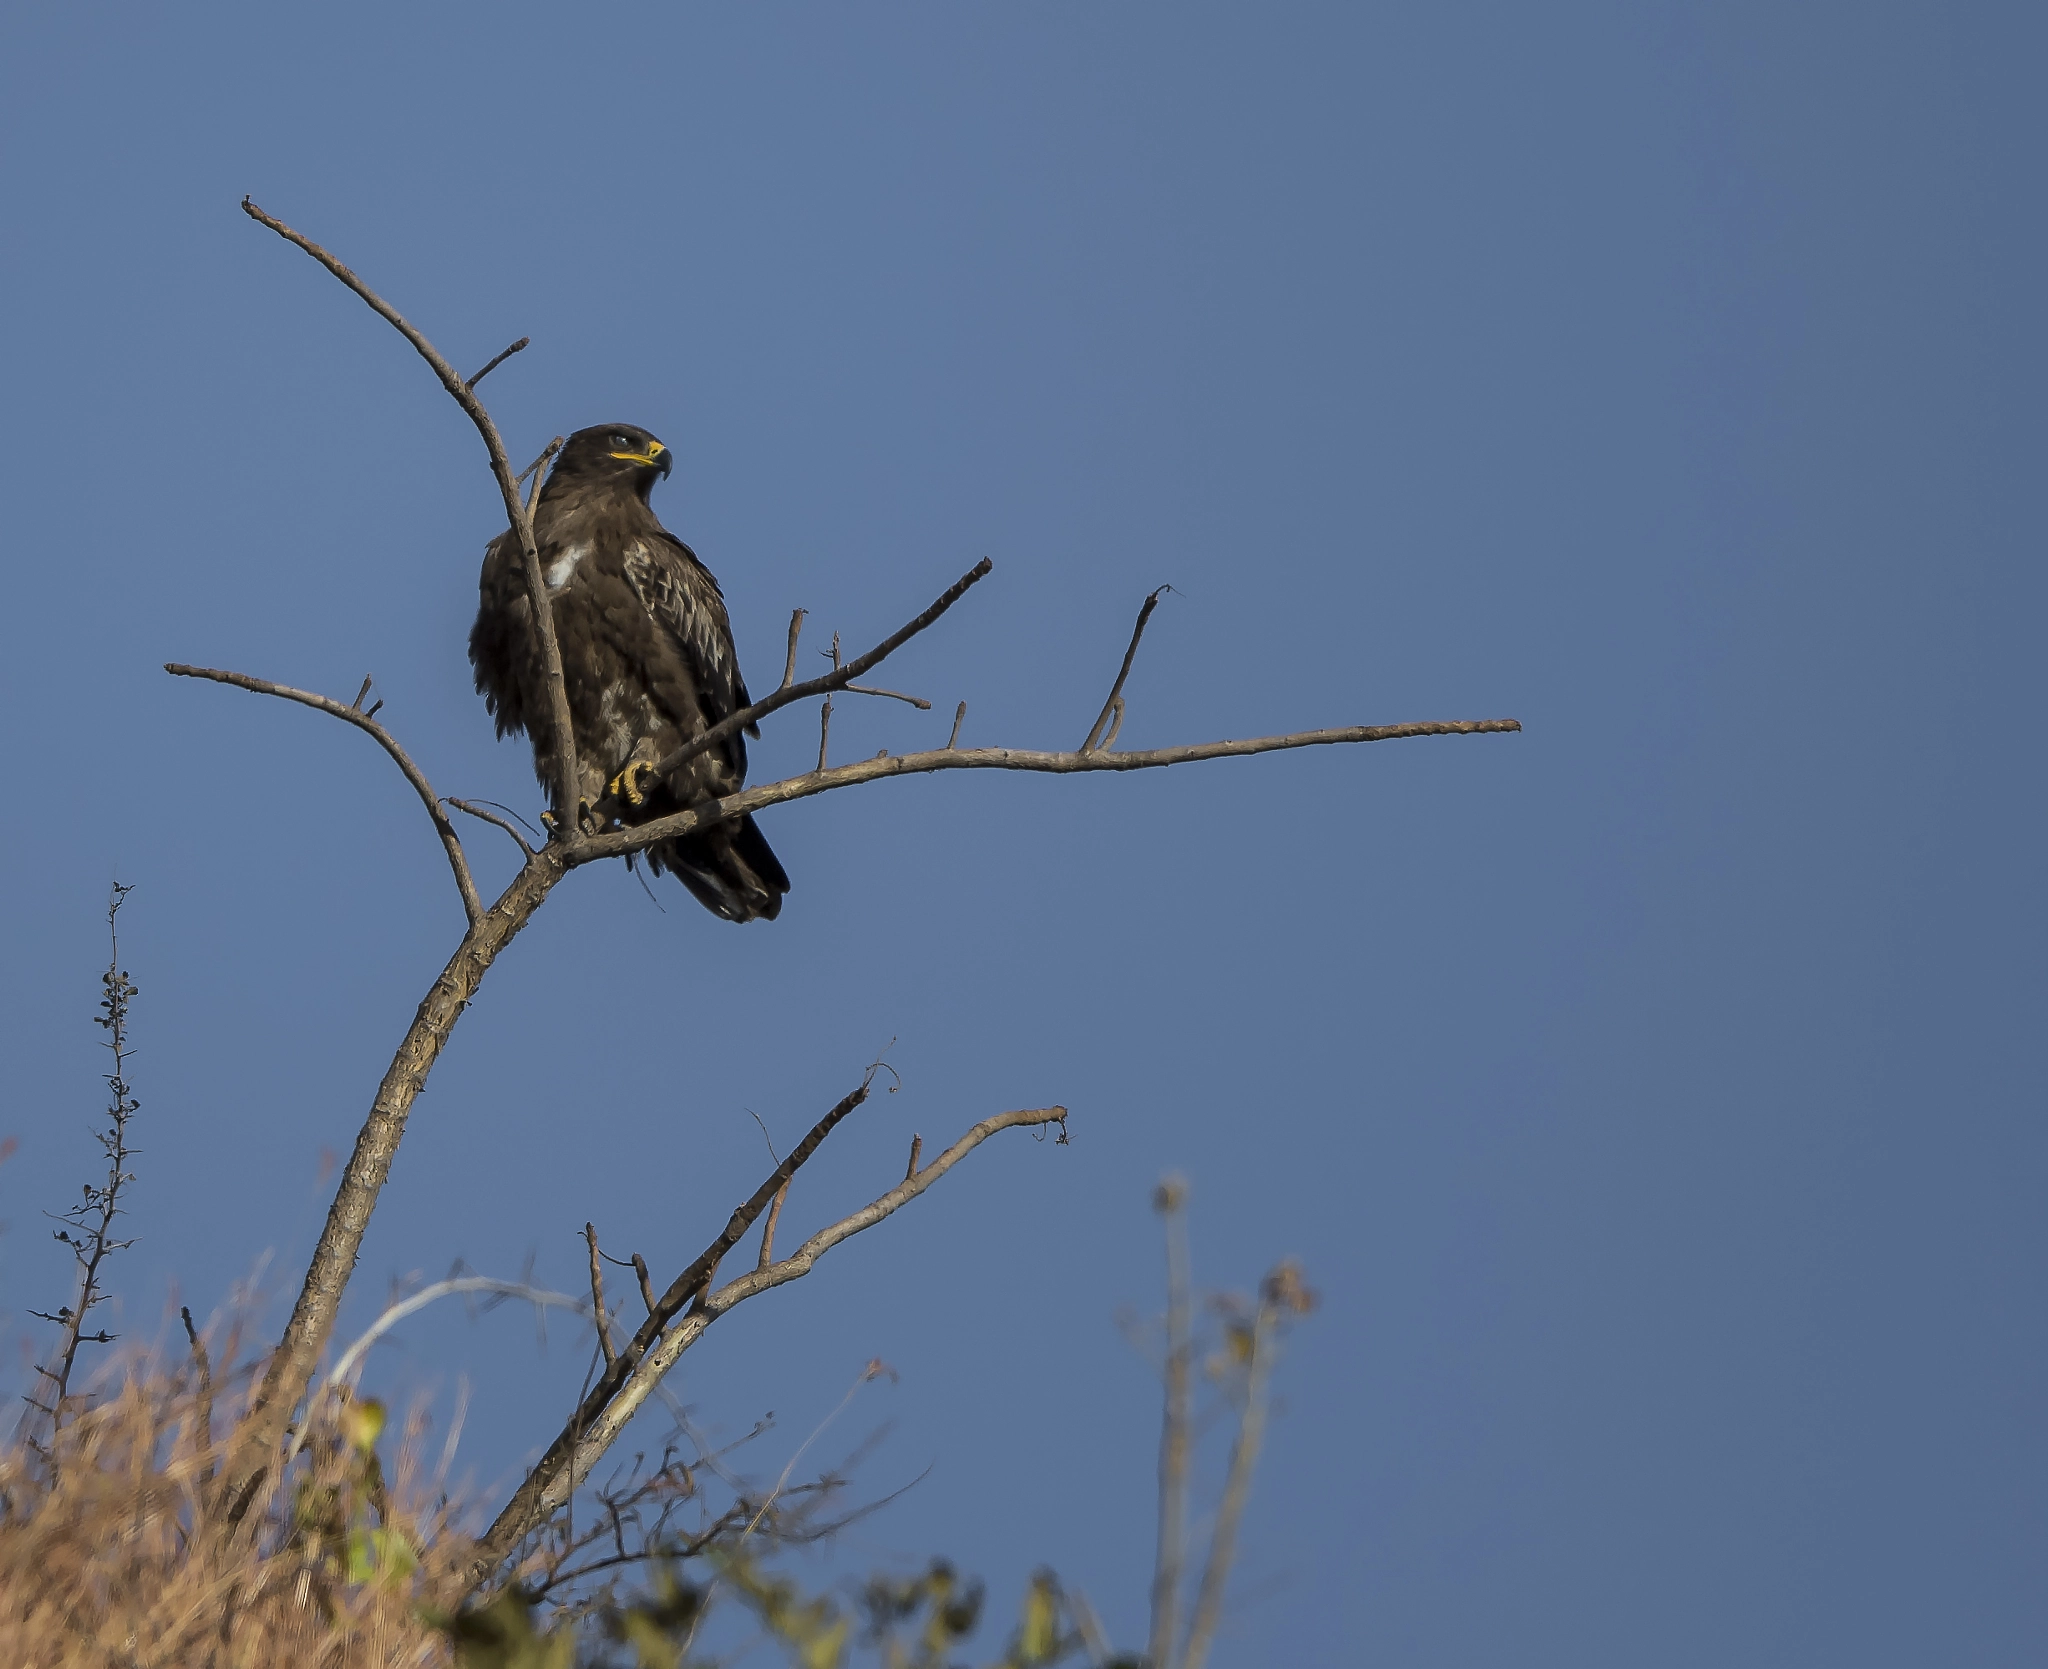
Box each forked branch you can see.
[470,1102,1069,1583]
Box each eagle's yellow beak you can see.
[610,439,671,476]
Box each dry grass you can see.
[0,1359,466,1668]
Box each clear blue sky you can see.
[2,4,2042,1663]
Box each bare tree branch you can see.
[585,1224,617,1374]
[1149,1176,1192,1669]
[1182,1275,1292,1669]
[756,1179,791,1272]
[166,663,484,928]
[947,701,967,749]
[579,719,1524,866]
[843,683,931,709]
[240,198,582,836]
[469,1104,1069,1582]
[1084,585,1170,753]
[647,557,994,788]
[224,848,568,1502]
[465,336,529,389]
[780,608,808,690]
[446,797,537,860]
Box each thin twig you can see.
[521,437,563,517]
[781,609,808,690]
[446,797,537,860]
[465,336,529,389]
[576,719,1525,867]
[1181,1296,1277,1669]
[648,558,994,787]
[843,684,931,709]
[240,199,581,841]
[632,1254,656,1317]
[816,696,833,773]
[1149,1176,1192,1669]
[1083,586,1171,752]
[947,702,966,749]
[584,1225,617,1373]
[757,1180,790,1272]
[167,663,484,929]
[904,1135,922,1181]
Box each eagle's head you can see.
[555,424,673,499]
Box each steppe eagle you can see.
[469,423,790,922]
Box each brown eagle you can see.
[469,423,790,922]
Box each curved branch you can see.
[240,199,582,834]
[578,719,1524,865]
[447,797,538,860]
[166,662,483,928]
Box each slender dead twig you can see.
[164,665,483,930]
[947,701,967,749]
[756,1180,791,1272]
[1148,1176,1193,1669]
[240,198,581,838]
[1083,585,1170,752]
[446,797,537,860]
[904,1135,922,1181]
[781,609,808,690]
[470,1102,1069,1582]
[649,558,994,788]
[577,719,1524,867]
[632,1254,656,1317]
[1182,1264,1311,1669]
[584,1225,617,1373]
[843,683,931,709]
[816,695,833,773]
[466,336,529,389]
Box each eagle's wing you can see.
[623,532,756,780]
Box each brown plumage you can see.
[469,423,789,922]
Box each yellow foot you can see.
[607,760,660,809]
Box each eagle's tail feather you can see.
[645,813,789,923]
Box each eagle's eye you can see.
[610,433,631,449]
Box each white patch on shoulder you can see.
[545,542,591,590]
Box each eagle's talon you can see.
[607,761,659,809]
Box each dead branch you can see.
[165,663,484,928]
[465,336,529,389]
[446,797,537,860]
[1084,585,1170,752]
[843,683,931,709]
[780,609,808,690]
[584,1225,617,1374]
[241,199,581,838]
[947,701,967,749]
[1148,1176,1192,1669]
[632,1254,656,1316]
[469,1075,879,1573]
[648,557,994,788]
[579,718,1523,867]
[469,1102,1067,1583]
[1181,1267,1301,1669]
[756,1180,790,1272]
